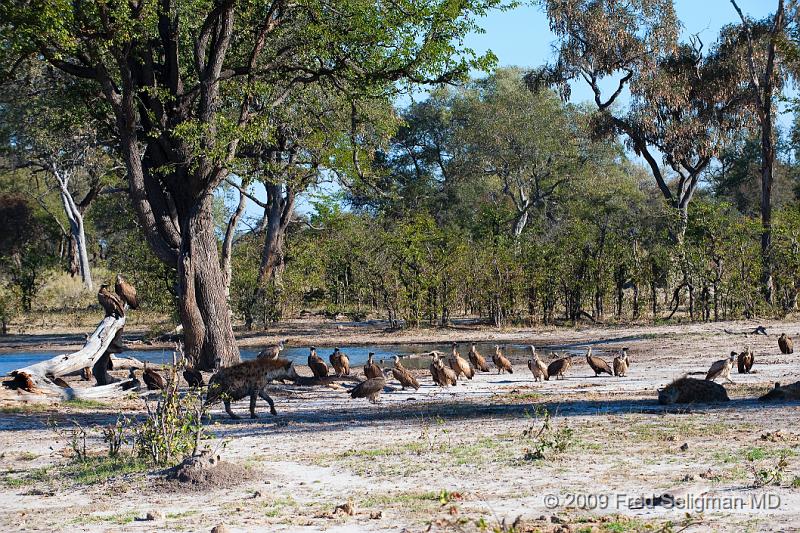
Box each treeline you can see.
[227,71,800,327]
[1,0,799,351]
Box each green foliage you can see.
[135,367,207,466]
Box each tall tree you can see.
[452,68,589,237]
[730,0,787,304]
[534,0,753,242]
[1,0,499,369]
[0,68,109,289]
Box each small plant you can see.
[520,407,574,461]
[50,418,89,462]
[750,450,791,488]
[102,416,131,457]
[134,353,208,466]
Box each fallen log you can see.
[3,373,138,400]
[4,315,135,401]
[10,316,126,378]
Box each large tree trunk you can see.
[177,194,240,371]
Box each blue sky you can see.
[231,0,787,225]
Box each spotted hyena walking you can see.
[206,357,300,419]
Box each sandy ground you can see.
[1,318,800,532]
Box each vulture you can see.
[308,347,329,378]
[363,352,382,379]
[350,376,386,403]
[468,343,490,372]
[257,339,287,359]
[492,345,513,374]
[546,355,572,380]
[330,348,351,376]
[391,355,420,390]
[98,284,125,318]
[435,356,458,386]
[122,368,140,391]
[705,352,736,383]
[737,346,754,374]
[51,376,70,388]
[142,364,165,390]
[613,348,629,377]
[585,347,612,377]
[527,346,548,382]
[429,352,443,385]
[448,343,474,380]
[183,367,205,387]
[778,333,794,354]
[114,274,139,309]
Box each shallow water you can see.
[1,342,617,375]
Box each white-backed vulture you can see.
[308,347,329,378]
[585,347,612,377]
[391,355,420,390]
[492,345,513,374]
[705,352,736,383]
[468,343,490,372]
[114,274,139,309]
[527,346,548,382]
[778,333,794,354]
[330,348,351,376]
[98,285,125,318]
[449,343,474,380]
[364,352,382,379]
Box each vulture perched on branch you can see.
[98,285,125,318]
[114,274,139,309]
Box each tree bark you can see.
[177,194,240,370]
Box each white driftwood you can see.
[11,315,126,378]
[109,355,165,371]
[3,373,139,400]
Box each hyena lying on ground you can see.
[206,357,300,419]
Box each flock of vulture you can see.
[302,342,635,404]
[94,275,797,413]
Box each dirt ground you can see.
[1,318,799,532]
